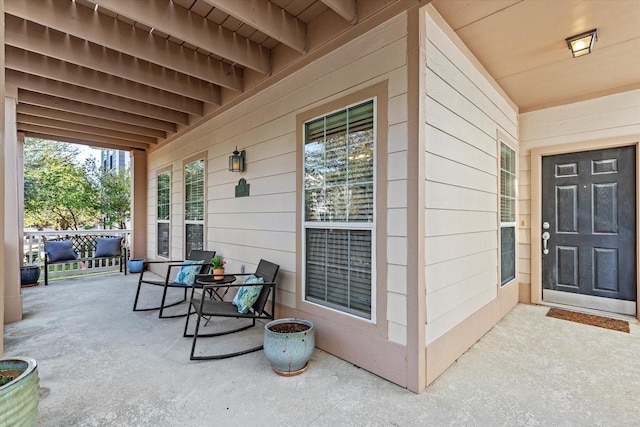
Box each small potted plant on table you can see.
[211,256,226,279]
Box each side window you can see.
[157,171,170,258]
[500,141,516,286]
[184,158,205,256]
[303,99,375,319]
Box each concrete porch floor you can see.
[4,272,640,426]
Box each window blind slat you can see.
[305,228,372,318]
[157,223,169,258]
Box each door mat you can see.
[546,308,630,333]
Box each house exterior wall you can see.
[147,13,411,387]
[144,4,529,393]
[422,6,519,385]
[519,89,640,315]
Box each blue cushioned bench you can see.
[43,236,127,285]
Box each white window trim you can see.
[184,157,206,257]
[301,97,378,322]
[156,170,171,259]
[499,137,518,287]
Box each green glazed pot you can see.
[0,357,39,427]
[264,318,314,376]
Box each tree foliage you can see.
[24,139,100,230]
[24,138,131,230]
[99,167,131,229]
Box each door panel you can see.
[542,146,637,309]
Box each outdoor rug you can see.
[546,308,630,333]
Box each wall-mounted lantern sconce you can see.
[566,28,598,58]
[229,146,245,172]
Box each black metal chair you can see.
[183,259,279,360]
[132,250,216,318]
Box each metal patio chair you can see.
[132,249,216,318]
[183,259,279,360]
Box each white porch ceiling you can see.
[431,0,640,113]
[6,0,640,151]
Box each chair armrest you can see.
[201,281,275,292]
[165,262,205,277]
[143,259,186,266]
[140,260,194,283]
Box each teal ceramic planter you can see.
[0,357,39,426]
[264,318,314,376]
[127,259,144,273]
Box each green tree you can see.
[24,139,100,230]
[99,167,131,229]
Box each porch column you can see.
[0,0,6,355]
[18,132,24,266]
[4,90,22,323]
[405,4,427,393]
[130,149,147,259]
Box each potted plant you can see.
[127,259,144,273]
[211,256,226,279]
[263,318,315,376]
[0,357,39,425]
[20,266,41,287]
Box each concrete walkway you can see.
[4,272,640,426]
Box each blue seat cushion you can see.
[232,274,265,314]
[173,260,204,285]
[95,237,123,257]
[45,241,78,262]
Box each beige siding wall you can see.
[424,7,518,345]
[518,89,640,301]
[146,14,410,346]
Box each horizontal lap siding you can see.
[424,10,517,345]
[147,15,409,339]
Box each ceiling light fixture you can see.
[566,29,598,58]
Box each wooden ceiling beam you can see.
[6,46,203,115]
[90,0,271,74]
[321,0,358,24]
[17,104,166,139]
[18,126,151,151]
[8,70,189,125]
[5,15,220,104]
[18,90,176,133]
[23,131,146,152]
[203,0,307,53]
[17,114,158,145]
[5,1,243,91]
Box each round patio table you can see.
[195,275,236,301]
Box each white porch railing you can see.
[23,230,132,279]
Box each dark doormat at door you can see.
[546,308,630,333]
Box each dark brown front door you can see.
[542,146,637,314]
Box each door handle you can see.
[542,231,550,255]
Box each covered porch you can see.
[2,0,639,395]
[6,273,639,425]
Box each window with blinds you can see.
[157,171,170,257]
[303,99,375,319]
[185,159,205,256]
[500,141,516,286]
